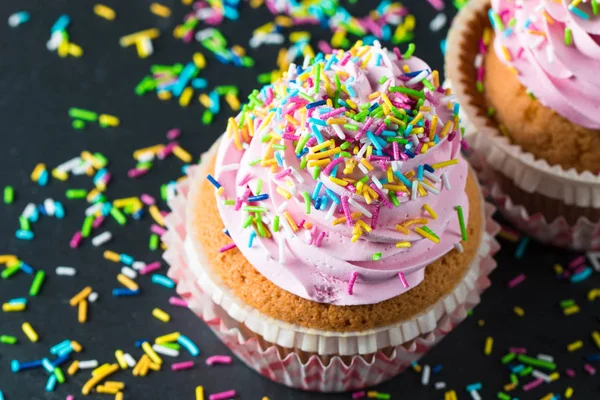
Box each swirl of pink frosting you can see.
[213,43,469,306]
[491,0,600,129]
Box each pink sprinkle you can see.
[392,141,400,160]
[352,392,366,400]
[101,172,112,186]
[509,347,527,354]
[461,139,470,150]
[92,216,105,229]
[169,296,188,308]
[317,40,332,54]
[508,273,526,288]
[69,231,83,249]
[355,117,373,140]
[140,261,161,275]
[238,173,251,187]
[569,255,585,269]
[128,168,149,179]
[297,219,305,229]
[209,390,236,400]
[315,231,327,247]
[348,271,358,295]
[157,142,178,160]
[274,168,292,180]
[219,243,237,253]
[306,136,317,147]
[319,107,346,120]
[340,52,351,66]
[67,396,74,400]
[151,224,167,236]
[282,133,301,141]
[141,194,156,205]
[167,128,181,140]
[206,355,233,366]
[171,361,194,371]
[371,205,380,230]
[323,157,344,175]
[369,184,393,209]
[523,378,543,391]
[398,271,409,288]
[341,196,353,227]
[566,368,576,378]
[584,364,596,375]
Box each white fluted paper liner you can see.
[445,0,600,250]
[163,142,500,391]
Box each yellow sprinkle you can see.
[396,241,411,248]
[68,360,79,376]
[148,362,161,371]
[94,4,116,20]
[402,218,428,227]
[563,305,580,316]
[415,227,440,243]
[423,204,437,219]
[70,286,92,306]
[502,45,512,61]
[98,114,119,127]
[513,306,525,317]
[327,117,346,125]
[179,87,194,107]
[332,212,362,226]
[192,52,206,69]
[115,392,124,400]
[82,363,119,395]
[115,350,128,369]
[119,28,160,48]
[307,147,340,160]
[329,176,348,187]
[103,250,120,263]
[360,158,374,171]
[31,163,46,182]
[484,336,494,356]
[150,3,171,17]
[565,387,574,399]
[78,299,88,324]
[567,340,583,352]
[105,381,125,390]
[196,386,205,400]
[395,224,410,234]
[309,139,334,153]
[355,219,372,233]
[540,394,554,400]
[22,322,39,343]
[67,43,83,58]
[142,341,163,365]
[588,288,600,301]
[431,159,459,169]
[432,70,440,88]
[172,145,193,163]
[152,308,170,323]
[217,186,225,197]
[155,332,180,344]
[71,340,83,352]
[429,115,439,140]
[2,303,26,312]
[149,205,165,227]
[97,385,119,395]
[283,211,298,232]
[116,274,138,291]
[592,331,600,349]
[307,159,330,168]
[503,383,516,392]
[276,186,292,200]
[0,255,18,265]
[549,372,560,382]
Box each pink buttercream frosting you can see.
[212,43,470,306]
[491,0,600,129]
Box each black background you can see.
[0,1,599,399]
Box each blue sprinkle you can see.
[568,4,590,19]
[248,231,256,248]
[54,202,65,219]
[28,207,39,223]
[417,165,424,181]
[50,340,72,355]
[120,253,134,265]
[308,117,327,126]
[11,359,43,372]
[41,358,54,373]
[296,147,309,158]
[424,164,435,173]
[51,354,70,367]
[325,188,340,204]
[15,230,34,240]
[319,196,328,210]
[570,267,593,283]
[45,374,57,392]
[405,150,416,158]
[306,100,326,109]
[9,297,27,305]
[102,202,112,216]
[206,174,221,189]
[50,14,70,33]
[453,103,460,116]
[152,274,175,289]
[223,229,230,238]
[248,194,269,202]
[514,237,529,259]
[19,262,34,275]
[314,197,322,210]
[394,171,412,188]
[466,383,482,392]
[324,55,337,71]
[177,335,200,356]
[275,151,284,167]
[312,181,323,201]
[191,78,208,90]
[112,288,141,297]
[311,125,324,144]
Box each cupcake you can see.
[446,0,600,249]
[164,42,499,392]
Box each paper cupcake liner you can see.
[162,142,500,392]
[445,0,600,250]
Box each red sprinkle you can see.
[219,243,237,253]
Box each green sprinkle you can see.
[302,192,311,214]
[298,91,315,102]
[19,216,30,231]
[295,134,310,154]
[242,215,254,228]
[420,226,440,240]
[375,393,390,400]
[517,354,556,371]
[339,151,351,158]
[202,110,213,125]
[160,184,168,201]
[343,123,358,131]
[255,217,266,238]
[510,374,519,385]
[66,188,87,199]
[299,157,308,170]
[272,144,286,150]
[93,153,109,168]
[385,137,409,144]
[476,81,484,93]
[389,192,400,207]
[29,270,46,296]
[593,0,599,15]
[136,161,153,170]
[149,234,159,251]
[455,205,468,241]
[487,107,496,117]
[81,215,95,237]
[255,179,263,195]
[243,206,267,213]
[497,392,511,400]
[501,352,516,364]
[519,366,533,376]
[340,141,351,150]
[68,107,98,122]
[2,264,21,279]
[257,72,272,84]
[354,109,369,121]
[489,10,505,31]
[160,342,180,350]
[261,134,272,143]
[223,200,236,206]
[372,252,382,261]
[560,299,575,308]
[0,335,18,344]
[403,43,416,59]
[565,27,573,46]
[389,86,424,98]
[314,62,321,94]
[273,215,280,232]
[312,166,320,180]
[110,207,127,226]
[422,78,435,92]
[248,158,261,166]
[72,120,86,130]
[3,186,14,204]
[54,367,65,384]
[378,76,388,84]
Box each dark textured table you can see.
[0,1,599,399]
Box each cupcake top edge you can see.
[209,41,471,306]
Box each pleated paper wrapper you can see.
[445,0,600,250]
[163,142,500,392]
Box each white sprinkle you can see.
[587,252,600,272]
[287,63,297,78]
[56,157,83,173]
[470,390,482,400]
[139,37,153,57]
[132,261,146,271]
[423,170,441,183]
[289,166,304,183]
[474,54,484,69]
[391,161,403,172]
[371,176,383,190]
[347,198,373,218]
[219,163,240,172]
[137,151,155,162]
[537,354,554,362]
[152,344,179,357]
[78,360,99,369]
[325,202,337,220]
[411,181,419,201]
[434,382,447,390]
[357,162,369,175]
[166,183,177,201]
[357,143,369,158]
[454,242,464,253]
[22,203,36,219]
[331,124,345,139]
[302,55,311,69]
[278,236,286,265]
[72,161,92,176]
[304,230,312,243]
[195,28,215,42]
[280,216,295,239]
[441,172,451,190]
[277,201,289,214]
[121,266,137,280]
[124,353,136,368]
[411,134,420,146]
[46,31,63,51]
[91,231,112,247]
[421,364,431,386]
[422,182,440,195]
[56,266,76,276]
[546,45,554,64]
[532,369,551,383]
[85,203,103,217]
[406,69,430,87]
[429,13,447,32]
[88,292,99,303]
[43,198,55,217]
[440,94,456,104]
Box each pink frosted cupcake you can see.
[447,0,600,249]
[164,41,499,392]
